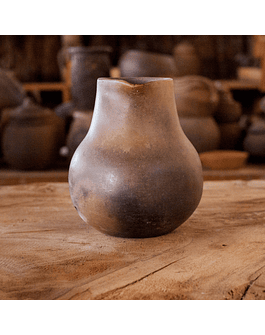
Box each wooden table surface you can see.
[1,180,265,300]
[1,163,265,185]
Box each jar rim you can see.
[67,46,112,54]
[98,77,173,86]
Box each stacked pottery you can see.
[214,81,242,150]
[63,46,113,159]
[118,49,177,77]
[173,75,220,153]
[1,97,64,170]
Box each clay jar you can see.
[118,49,177,78]
[67,46,112,110]
[2,98,63,170]
[69,77,203,238]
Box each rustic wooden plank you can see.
[0,180,265,300]
[1,164,265,186]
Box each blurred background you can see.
[1,35,265,184]
[0,35,258,84]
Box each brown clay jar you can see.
[2,98,63,170]
[69,77,203,238]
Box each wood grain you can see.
[0,180,265,300]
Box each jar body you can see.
[69,77,203,238]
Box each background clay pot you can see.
[118,49,177,78]
[173,41,201,77]
[243,116,265,157]
[1,98,64,170]
[0,69,26,110]
[218,122,242,150]
[66,46,112,110]
[173,76,219,118]
[214,81,242,123]
[69,77,203,238]
[66,110,93,159]
[179,116,221,153]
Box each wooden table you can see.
[1,164,265,185]
[1,180,265,300]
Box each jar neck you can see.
[89,77,181,135]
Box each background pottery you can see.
[243,116,265,157]
[118,49,177,78]
[199,150,249,170]
[173,41,201,77]
[173,75,219,118]
[67,46,112,110]
[0,69,26,110]
[69,77,203,238]
[1,98,64,170]
[179,116,221,153]
[214,81,242,123]
[218,122,242,150]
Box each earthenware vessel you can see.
[179,116,221,153]
[69,77,203,238]
[118,49,177,78]
[173,76,220,152]
[173,41,201,77]
[214,81,242,123]
[219,122,242,150]
[243,115,265,157]
[199,150,249,170]
[2,97,63,170]
[67,46,112,110]
[0,69,26,109]
[173,76,219,117]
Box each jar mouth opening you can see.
[98,77,172,86]
[67,46,113,54]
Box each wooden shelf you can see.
[215,79,261,91]
[22,82,71,103]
